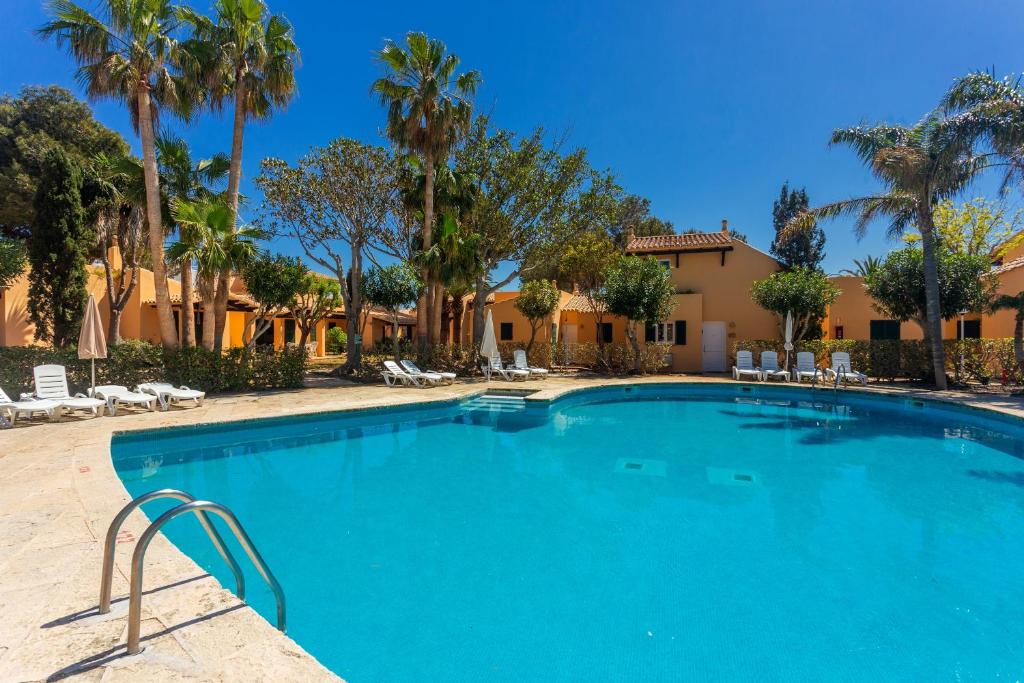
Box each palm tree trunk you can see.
[215,77,247,354]
[392,313,401,361]
[137,87,178,350]
[180,259,195,347]
[418,149,435,352]
[452,297,464,345]
[919,204,948,390]
[213,272,230,352]
[1014,310,1024,374]
[430,282,444,344]
[201,276,216,350]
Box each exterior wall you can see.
[558,309,630,345]
[824,276,924,341]
[481,291,562,346]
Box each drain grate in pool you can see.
[706,467,759,487]
[624,462,643,470]
[615,458,667,477]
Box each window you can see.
[284,319,296,344]
[869,320,900,341]
[500,322,513,341]
[834,325,844,340]
[646,321,674,343]
[958,319,981,339]
[600,322,613,343]
[674,320,687,345]
[657,258,672,270]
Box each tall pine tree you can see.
[29,148,90,346]
[771,182,825,270]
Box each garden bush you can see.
[0,341,306,398]
[325,326,347,354]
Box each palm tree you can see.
[371,32,480,349]
[840,255,881,277]
[157,136,230,348]
[790,114,987,389]
[39,0,195,351]
[179,0,299,351]
[992,292,1024,377]
[167,197,261,331]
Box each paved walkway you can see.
[1,375,1022,682]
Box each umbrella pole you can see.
[91,358,96,395]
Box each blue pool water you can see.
[112,385,1024,681]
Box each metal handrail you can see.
[99,489,245,615]
[833,364,848,391]
[127,500,286,655]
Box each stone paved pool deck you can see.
[2,374,1023,682]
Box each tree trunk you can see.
[418,149,435,353]
[626,322,641,373]
[430,282,444,344]
[137,87,178,350]
[1014,310,1024,374]
[201,284,216,350]
[108,307,123,345]
[452,297,464,345]
[213,270,230,352]
[180,258,195,347]
[345,244,364,370]
[472,276,489,345]
[298,325,310,351]
[918,204,948,390]
[392,313,401,361]
[527,320,538,353]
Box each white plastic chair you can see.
[489,354,530,381]
[826,352,868,386]
[0,387,59,426]
[91,385,158,416]
[760,351,789,382]
[31,365,106,418]
[792,352,819,383]
[732,351,762,381]
[382,360,439,387]
[401,359,456,385]
[513,349,549,379]
[137,382,206,410]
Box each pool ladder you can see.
[98,489,286,655]
[809,365,848,393]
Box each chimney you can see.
[107,238,123,271]
[721,219,729,235]
[625,225,635,247]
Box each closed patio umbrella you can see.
[480,309,498,379]
[783,310,794,372]
[78,294,107,394]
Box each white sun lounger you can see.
[760,351,790,382]
[382,360,440,388]
[826,352,868,386]
[31,365,106,418]
[0,387,59,427]
[91,385,158,416]
[488,353,530,381]
[137,382,206,410]
[401,359,456,385]
[792,352,819,383]
[732,351,762,381]
[513,349,549,379]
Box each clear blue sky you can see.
[4,0,1023,278]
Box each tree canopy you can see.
[361,262,423,359]
[770,182,824,269]
[0,238,26,290]
[600,255,674,372]
[515,279,560,352]
[0,86,128,238]
[240,251,307,347]
[750,267,839,343]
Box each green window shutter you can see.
[645,323,656,342]
[870,320,900,340]
[674,320,686,345]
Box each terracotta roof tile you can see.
[626,231,732,253]
[561,293,604,313]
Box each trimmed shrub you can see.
[325,327,347,354]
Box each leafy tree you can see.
[790,113,990,390]
[0,85,128,238]
[40,0,197,350]
[257,139,398,370]
[610,194,674,248]
[28,149,90,347]
[157,136,230,348]
[770,182,824,269]
[291,273,341,350]
[361,263,423,360]
[558,231,619,354]
[599,255,674,372]
[0,238,27,289]
[903,198,1023,257]
[514,279,560,352]
[372,32,480,348]
[456,117,596,343]
[864,246,995,342]
[180,0,299,349]
[750,267,840,344]
[239,251,306,348]
[991,292,1024,377]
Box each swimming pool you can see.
[111,384,1024,681]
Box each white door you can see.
[562,324,578,345]
[701,321,726,372]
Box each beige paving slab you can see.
[1,373,1022,682]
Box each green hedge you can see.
[735,338,1024,384]
[0,341,306,398]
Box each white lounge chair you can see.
[760,351,789,382]
[137,382,206,410]
[792,352,820,383]
[488,353,530,381]
[0,387,59,426]
[401,359,456,385]
[732,351,762,381]
[31,365,106,418]
[513,349,549,379]
[382,360,440,388]
[91,385,158,416]
[825,352,868,386]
